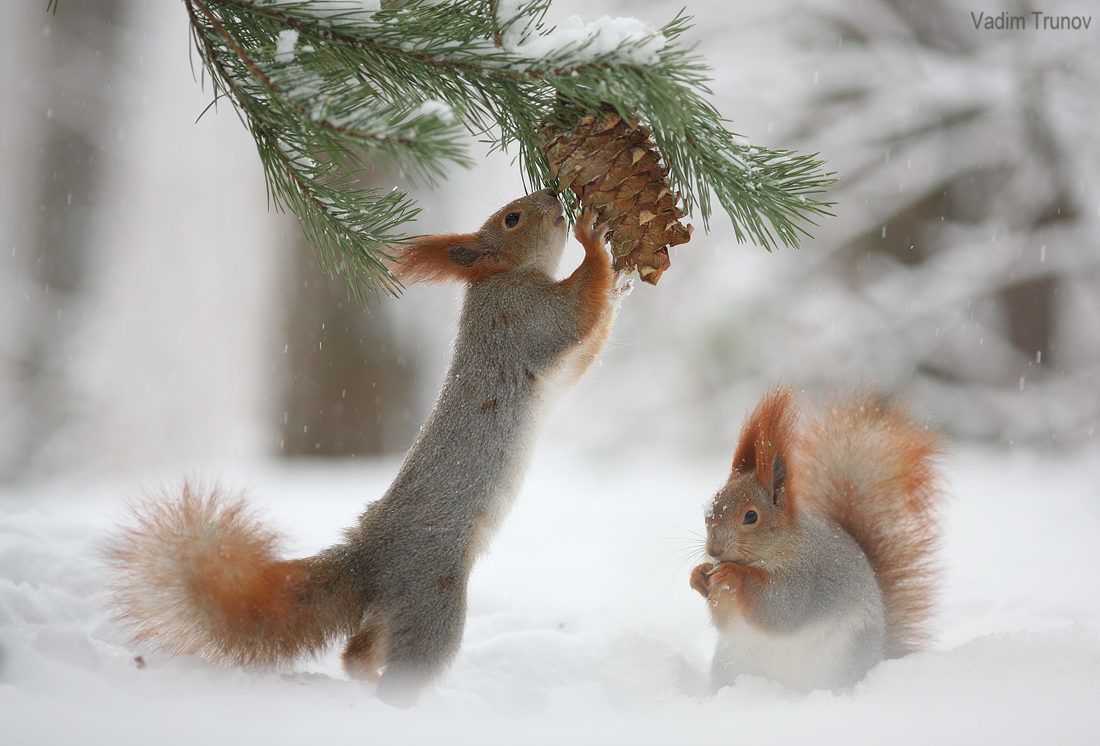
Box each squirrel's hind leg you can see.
[341,619,388,683]
[375,582,467,707]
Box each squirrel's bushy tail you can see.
[800,393,944,657]
[105,482,363,668]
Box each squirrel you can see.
[106,189,618,706]
[689,387,943,691]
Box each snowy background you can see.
[2,0,1099,743]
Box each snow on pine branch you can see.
[274,28,299,62]
[495,0,665,66]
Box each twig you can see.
[488,0,504,48]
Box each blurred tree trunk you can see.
[1000,277,1056,368]
[279,231,418,457]
[2,0,123,479]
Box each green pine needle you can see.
[183,0,836,300]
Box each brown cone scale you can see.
[541,109,693,285]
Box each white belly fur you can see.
[469,375,563,558]
[468,316,614,559]
[715,607,873,691]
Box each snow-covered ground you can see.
[2,444,1099,745]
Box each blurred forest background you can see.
[1,0,1097,484]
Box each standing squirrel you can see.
[690,388,943,691]
[107,189,618,705]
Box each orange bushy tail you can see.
[105,482,362,668]
[800,394,944,657]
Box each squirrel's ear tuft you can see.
[732,434,757,475]
[392,234,506,285]
[732,388,797,509]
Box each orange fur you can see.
[799,393,944,656]
[734,564,770,625]
[104,482,359,668]
[705,564,742,630]
[559,208,615,341]
[731,388,799,520]
[575,313,613,374]
[690,562,712,598]
[691,561,770,632]
[393,233,513,285]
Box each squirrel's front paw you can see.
[690,562,715,598]
[706,563,744,598]
[575,203,611,248]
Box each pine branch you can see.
[183,0,836,300]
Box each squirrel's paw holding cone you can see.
[575,203,611,248]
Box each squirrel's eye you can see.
[504,212,520,228]
[743,510,758,525]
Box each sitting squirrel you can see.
[690,388,943,691]
[108,189,617,705]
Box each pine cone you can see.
[541,108,693,285]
